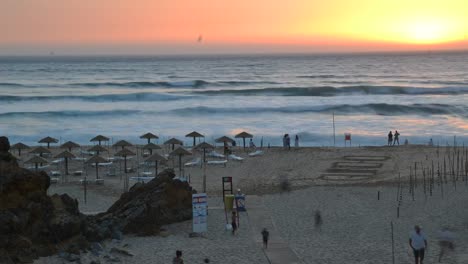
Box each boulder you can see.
[0,136,88,263]
[87,169,194,239]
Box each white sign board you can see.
[192,193,208,233]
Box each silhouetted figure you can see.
[231,211,237,235]
[393,130,400,145]
[294,135,299,147]
[314,210,323,229]
[388,131,393,146]
[173,250,184,264]
[261,228,270,249]
[280,176,291,193]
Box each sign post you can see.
[192,193,208,233]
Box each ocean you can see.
[1,52,467,146]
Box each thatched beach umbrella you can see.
[115,148,136,191]
[113,140,133,150]
[30,146,51,157]
[61,141,80,152]
[11,142,30,156]
[88,145,107,156]
[25,156,48,171]
[140,132,159,144]
[143,142,161,155]
[215,136,235,145]
[235,131,253,149]
[86,155,107,180]
[145,152,166,176]
[90,135,109,146]
[185,131,204,146]
[38,136,58,149]
[195,142,214,164]
[170,147,192,176]
[164,138,183,151]
[55,150,76,175]
[115,148,136,174]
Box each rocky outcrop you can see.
[0,136,195,263]
[0,137,88,263]
[87,169,193,240]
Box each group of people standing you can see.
[283,134,299,149]
[387,130,400,146]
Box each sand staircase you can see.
[320,155,390,182]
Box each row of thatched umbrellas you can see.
[13,131,254,179]
[11,131,253,152]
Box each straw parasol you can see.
[30,146,51,157]
[215,136,235,144]
[115,148,136,174]
[38,136,58,148]
[113,140,133,150]
[55,150,76,175]
[164,138,183,150]
[195,142,215,164]
[61,141,80,152]
[10,142,30,156]
[86,155,108,179]
[169,147,192,176]
[140,132,159,144]
[90,135,109,146]
[25,156,48,171]
[143,142,161,155]
[235,131,253,149]
[185,131,204,146]
[145,152,166,176]
[115,148,136,191]
[88,145,107,155]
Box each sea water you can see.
[1,52,467,146]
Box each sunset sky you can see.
[1,0,467,55]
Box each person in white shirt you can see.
[409,225,428,264]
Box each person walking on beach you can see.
[294,135,299,148]
[393,130,400,145]
[437,227,455,262]
[231,211,238,235]
[388,131,393,146]
[409,225,427,264]
[261,228,270,249]
[314,210,323,229]
[173,250,184,264]
[286,134,291,150]
[283,134,287,148]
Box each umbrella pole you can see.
[65,158,69,176]
[155,161,158,176]
[148,138,150,144]
[95,162,99,179]
[35,163,38,171]
[243,137,246,150]
[84,175,87,204]
[179,155,182,177]
[124,157,128,192]
[193,137,196,146]
[18,149,21,156]
[47,143,50,149]
[203,161,207,193]
[150,149,153,155]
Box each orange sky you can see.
[1,0,467,54]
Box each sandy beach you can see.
[15,144,468,263]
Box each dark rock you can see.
[87,169,194,239]
[0,136,10,152]
[0,136,87,262]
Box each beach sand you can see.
[20,144,468,263]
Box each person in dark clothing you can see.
[261,228,270,249]
[393,130,400,145]
[231,211,237,235]
[388,131,393,146]
[173,250,184,264]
